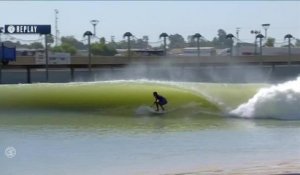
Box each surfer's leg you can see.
[159,101,165,111]
[159,103,165,111]
[155,102,159,111]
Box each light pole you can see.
[90,20,99,37]
[159,33,168,56]
[226,34,235,57]
[236,28,240,56]
[44,34,49,82]
[256,34,264,56]
[262,24,270,39]
[0,27,3,43]
[83,31,93,73]
[123,32,133,57]
[192,33,202,57]
[284,34,293,64]
[251,30,260,55]
[54,9,59,46]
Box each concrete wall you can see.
[11,55,300,65]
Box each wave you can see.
[230,77,300,120]
[0,80,220,116]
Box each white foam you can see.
[230,77,300,119]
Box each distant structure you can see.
[116,49,164,56]
[233,46,300,56]
[90,20,99,37]
[262,23,270,39]
[179,47,216,56]
[54,9,59,46]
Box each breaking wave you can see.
[230,77,300,120]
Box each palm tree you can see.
[123,32,133,57]
[251,30,260,55]
[256,34,264,56]
[284,34,293,57]
[83,31,93,72]
[226,34,234,56]
[159,33,168,56]
[192,33,202,57]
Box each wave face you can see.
[0,80,219,116]
[230,77,300,120]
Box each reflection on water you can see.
[1,111,300,175]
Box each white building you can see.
[180,47,217,56]
[234,46,300,56]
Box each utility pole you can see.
[236,27,240,41]
[45,34,49,82]
[111,36,115,42]
[285,34,293,64]
[83,31,93,74]
[55,9,59,46]
[251,30,260,55]
[262,23,270,39]
[90,20,99,37]
[236,27,240,56]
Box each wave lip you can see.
[230,77,300,120]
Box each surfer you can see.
[153,92,168,111]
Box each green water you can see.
[3,80,300,175]
[0,81,263,115]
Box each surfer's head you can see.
[153,92,158,97]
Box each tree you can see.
[265,37,275,47]
[256,34,264,56]
[187,35,196,47]
[46,34,54,44]
[199,38,214,47]
[61,36,86,49]
[100,37,106,44]
[29,42,44,49]
[91,43,117,56]
[168,34,185,49]
[114,40,128,49]
[212,29,233,49]
[295,39,300,47]
[123,32,133,56]
[51,43,77,55]
[83,31,93,72]
[142,35,149,48]
[193,33,202,56]
[226,33,235,56]
[159,33,169,55]
[134,38,149,49]
[284,34,293,57]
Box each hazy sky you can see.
[0,1,299,45]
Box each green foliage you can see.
[113,38,150,49]
[61,36,86,50]
[265,37,275,47]
[168,34,186,49]
[46,34,54,44]
[99,37,106,44]
[212,29,233,49]
[51,43,77,55]
[295,39,300,47]
[90,43,117,56]
[29,42,44,49]
[187,36,214,47]
[187,35,196,47]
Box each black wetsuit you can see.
[156,95,167,105]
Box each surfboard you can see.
[148,107,167,115]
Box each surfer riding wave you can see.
[153,91,168,111]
